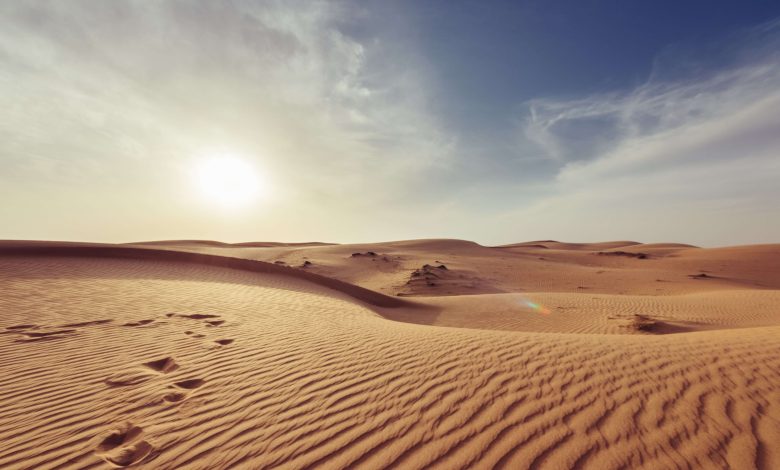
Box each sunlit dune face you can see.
[193,154,263,208]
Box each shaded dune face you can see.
[0,250,779,469]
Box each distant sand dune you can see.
[1,241,779,469]
[125,238,780,297]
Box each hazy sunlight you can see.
[193,153,263,208]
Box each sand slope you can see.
[1,241,779,469]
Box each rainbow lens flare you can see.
[519,296,551,315]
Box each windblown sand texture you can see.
[1,240,779,469]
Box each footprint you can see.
[96,423,144,452]
[179,314,220,320]
[184,331,205,339]
[206,320,225,327]
[163,379,204,404]
[173,378,205,390]
[123,319,155,327]
[162,391,187,403]
[214,339,234,346]
[95,422,154,467]
[142,357,179,374]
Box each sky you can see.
[2,0,779,246]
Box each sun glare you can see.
[194,154,263,208]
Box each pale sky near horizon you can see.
[2,1,780,247]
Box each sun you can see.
[193,153,263,208]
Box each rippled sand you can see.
[1,241,779,469]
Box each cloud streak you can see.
[510,22,780,245]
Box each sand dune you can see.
[1,240,779,469]
[392,290,780,334]
[137,238,780,296]
[499,240,644,251]
[0,242,409,309]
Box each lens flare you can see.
[519,296,551,315]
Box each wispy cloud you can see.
[509,21,780,245]
[0,1,451,201]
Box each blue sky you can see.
[1,1,779,245]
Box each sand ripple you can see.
[0,255,779,469]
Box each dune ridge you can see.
[0,242,410,309]
[129,240,336,248]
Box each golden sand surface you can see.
[1,240,779,469]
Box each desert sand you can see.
[1,239,779,469]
